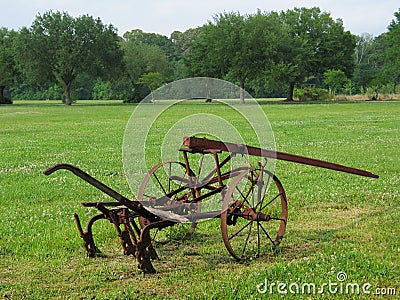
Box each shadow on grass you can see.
[69,203,398,275]
[10,100,131,107]
[280,202,400,263]
[306,202,399,241]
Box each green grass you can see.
[0,100,399,299]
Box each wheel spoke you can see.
[257,221,261,256]
[153,172,167,195]
[260,193,283,211]
[228,219,253,241]
[258,174,271,208]
[143,193,154,200]
[258,222,275,245]
[151,228,160,246]
[235,185,245,201]
[241,221,253,257]
[168,163,172,193]
[252,179,276,210]
[236,181,255,207]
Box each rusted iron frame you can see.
[44,164,178,273]
[74,212,103,257]
[142,146,248,219]
[183,136,379,178]
[160,145,278,222]
[136,219,175,273]
[73,202,140,256]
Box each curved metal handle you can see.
[44,163,141,210]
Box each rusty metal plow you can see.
[44,137,378,273]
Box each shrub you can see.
[92,79,113,100]
[295,87,331,101]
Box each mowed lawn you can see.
[0,100,399,299]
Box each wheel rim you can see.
[221,169,288,260]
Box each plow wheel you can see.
[220,169,288,261]
[138,161,202,233]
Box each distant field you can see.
[0,100,399,299]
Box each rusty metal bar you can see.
[43,163,159,220]
[183,137,378,179]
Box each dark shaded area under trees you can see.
[1,7,399,104]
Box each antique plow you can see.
[44,136,378,273]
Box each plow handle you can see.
[44,164,155,219]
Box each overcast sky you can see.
[2,0,399,37]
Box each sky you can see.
[1,0,399,37]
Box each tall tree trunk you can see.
[0,86,12,104]
[286,82,295,101]
[239,79,245,104]
[65,82,72,105]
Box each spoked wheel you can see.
[220,168,288,261]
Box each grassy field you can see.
[0,100,399,299]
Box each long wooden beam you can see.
[182,136,379,178]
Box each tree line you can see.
[0,7,399,104]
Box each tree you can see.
[352,33,387,92]
[0,28,18,103]
[121,36,170,102]
[186,13,249,102]
[138,72,165,101]
[355,33,374,64]
[323,69,348,95]
[123,29,175,59]
[170,27,203,79]
[14,11,123,105]
[385,9,400,92]
[279,7,356,100]
[187,11,283,103]
[171,27,202,59]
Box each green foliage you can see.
[45,84,64,100]
[186,8,356,102]
[3,7,400,101]
[10,82,63,100]
[279,7,356,100]
[343,80,357,95]
[323,69,348,94]
[171,27,202,61]
[188,11,290,102]
[14,11,123,105]
[355,33,374,65]
[138,72,165,93]
[0,27,18,100]
[353,33,388,94]
[295,87,331,101]
[110,79,135,101]
[92,79,113,100]
[121,34,171,101]
[123,29,175,59]
[188,13,247,79]
[385,9,400,86]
